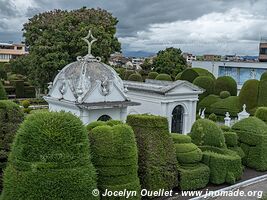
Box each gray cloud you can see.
[0,0,17,17]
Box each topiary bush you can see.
[0,82,7,100]
[220,125,231,132]
[171,133,191,144]
[21,100,30,108]
[155,73,172,81]
[197,95,221,114]
[214,76,237,96]
[0,100,24,188]
[190,119,226,148]
[220,91,231,99]
[232,117,267,171]
[223,132,238,147]
[89,123,140,199]
[174,143,202,164]
[208,113,217,122]
[126,114,177,194]
[1,111,99,200]
[147,72,159,80]
[239,79,259,111]
[261,71,267,81]
[255,107,267,123]
[175,72,182,81]
[193,76,215,101]
[258,79,267,107]
[124,70,135,80]
[180,68,215,83]
[128,73,143,82]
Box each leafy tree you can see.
[21,7,121,89]
[141,58,153,72]
[153,47,187,78]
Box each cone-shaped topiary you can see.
[190,119,226,148]
[155,73,172,81]
[0,100,24,188]
[258,80,267,107]
[1,111,99,200]
[147,72,159,79]
[193,76,215,101]
[126,114,177,194]
[0,82,7,100]
[128,73,143,82]
[214,76,237,96]
[239,79,259,111]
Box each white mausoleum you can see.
[44,30,138,124]
[124,79,203,134]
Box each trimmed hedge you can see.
[200,146,243,184]
[220,91,231,99]
[124,70,135,80]
[193,76,215,101]
[214,76,237,96]
[174,143,202,164]
[197,95,221,113]
[147,72,159,79]
[239,79,260,111]
[89,124,140,199]
[175,72,182,80]
[155,74,172,81]
[255,107,267,123]
[171,133,191,144]
[232,117,267,171]
[223,132,238,147]
[126,114,178,193]
[0,82,7,100]
[128,73,143,82]
[220,125,231,132]
[181,68,215,83]
[177,163,210,190]
[0,100,24,188]
[190,119,226,148]
[261,71,267,81]
[258,80,267,107]
[208,113,217,122]
[1,111,99,200]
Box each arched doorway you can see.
[171,105,184,133]
[97,115,111,122]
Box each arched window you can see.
[97,115,112,122]
[171,105,184,133]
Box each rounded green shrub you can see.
[223,132,238,147]
[86,121,106,131]
[126,114,177,193]
[1,111,99,200]
[180,68,199,83]
[175,72,182,80]
[147,72,159,79]
[174,143,202,164]
[128,73,143,82]
[171,133,191,144]
[0,67,7,80]
[124,70,135,80]
[197,94,221,113]
[155,73,172,81]
[21,99,30,108]
[0,82,7,100]
[106,120,123,126]
[193,68,215,79]
[214,76,237,96]
[190,119,226,148]
[255,107,267,123]
[193,76,215,101]
[220,91,231,99]
[258,80,267,107]
[89,124,140,199]
[239,79,259,111]
[220,125,231,132]
[208,113,217,122]
[261,71,267,81]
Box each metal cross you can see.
[82,30,97,55]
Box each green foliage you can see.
[200,146,243,184]
[214,76,237,96]
[124,70,135,80]
[174,143,203,164]
[255,107,267,123]
[0,67,7,80]
[209,96,241,117]
[126,114,178,193]
[190,119,226,148]
[106,120,123,126]
[181,68,215,83]
[21,100,30,109]
[0,82,7,100]
[20,8,121,89]
[9,55,31,76]
[141,58,153,72]
[170,133,191,144]
[128,73,143,82]
[147,72,159,80]
[89,124,140,199]
[86,121,106,131]
[193,68,216,79]
[155,73,172,81]
[208,113,217,122]
[197,95,221,113]
[0,100,24,188]
[258,80,267,107]
[175,72,182,80]
[153,47,187,78]
[193,76,215,101]
[232,117,267,171]
[1,111,98,200]
[220,91,231,99]
[3,63,11,73]
[14,80,24,98]
[261,71,267,81]
[220,125,231,132]
[115,67,125,79]
[177,163,210,190]
[239,79,259,111]
[223,132,238,147]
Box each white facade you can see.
[124,79,203,134]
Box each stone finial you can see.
[224,112,231,127]
[82,30,97,56]
[200,108,206,119]
[238,104,250,121]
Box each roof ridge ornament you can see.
[77,29,101,62]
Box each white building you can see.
[124,79,203,134]
[44,31,138,124]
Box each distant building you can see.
[0,43,28,62]
[259,39,267,62]
[183,53,196,64]
[203,54,221,61]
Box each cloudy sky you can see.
[1,0,267,56]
